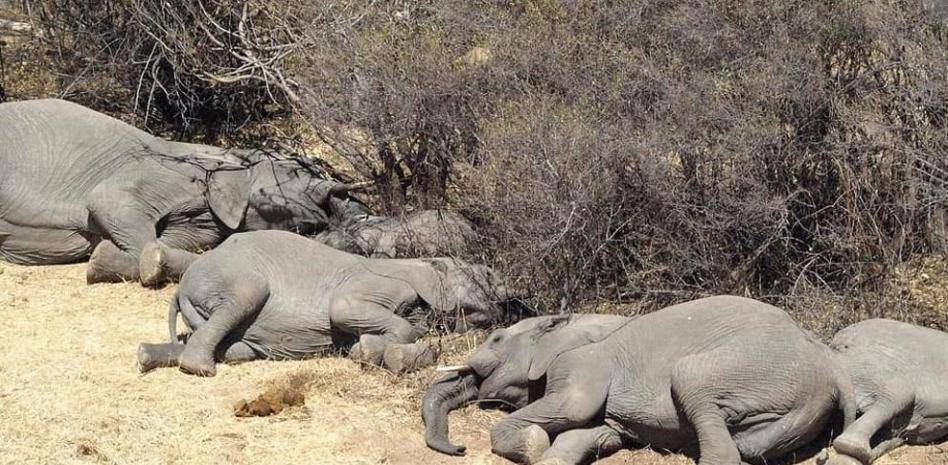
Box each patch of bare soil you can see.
[0,261,944,465]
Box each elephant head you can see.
[312,215,373,255]
[412,259,533,332]
[421,314,628,456]
[204,154,367,234]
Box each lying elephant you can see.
[137,230,522,376]
[315,209,476,258]
[423,296,856,465]
[0,99,365,285]
[825,319,948,465]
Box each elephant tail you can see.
[168,293,181,343]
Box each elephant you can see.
[314,209,477,259]
[0,99,366,285]
[423,296,857,465]
[824,319,948,465]
[137,230,525,377]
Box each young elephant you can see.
[824,319,948,465]
[0,99,365,286]
[137,230,520,377]
[314,209,476,258]
[424,296,856,465]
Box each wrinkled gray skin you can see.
[137,230,522,377]
[0,99,365,286]
[824,319,948,465]
[315,209,476,259]
[424,296,856,465]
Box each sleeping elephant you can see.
[0,99,366,285]
[824,319,948,465]
[315,209,477,259]
[423,296,857,465]
[137,230,525,377]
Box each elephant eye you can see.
[491,334,503,343]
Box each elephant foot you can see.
[491,424,550,464]
[178,349,217,377]
[139,241,168,288]
[87,240,139,284]
[382,341,439,374]
[348,334,387,367]
[138,342,185,373]
[833,434,872,465]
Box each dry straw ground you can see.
[0,262,944,465]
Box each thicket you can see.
[2,0,947,331]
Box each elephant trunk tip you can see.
[422,373,479,457]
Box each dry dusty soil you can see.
[0,262,944,465]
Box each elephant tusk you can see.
[436,365,473,374]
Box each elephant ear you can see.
[207,168,252,230]
[527,317,620,382]
[412,259,454,311]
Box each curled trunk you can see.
[422,373,480,456]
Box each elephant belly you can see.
[604,390,694,450]
[0,219,97,265]
[157,211,224,251]
[240,300,334,360]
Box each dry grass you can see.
[0,262,944,465]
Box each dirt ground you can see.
[0,262,945,465]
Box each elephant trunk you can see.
[422,372,479,456]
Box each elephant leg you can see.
[138,342,185,373]
[534,424,624,465]
[215,340,259,364]
[490,359,610,465]
[329,297,426,367]
[139,240,200,287]
[490,391,605,464]
[178,279,269,377]
[382,341,439,374]
[670,353,745,465]
[87,240,140,283]
[138,340,258,374]
[86,185,161,282]
[832,384,914,465]
[732,399,835,462]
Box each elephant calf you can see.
[315,209,476,259]
[825,319,948,465]
[424,296,856,465]
[138,230,520,377]
[0,99,365,286]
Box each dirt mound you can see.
[234,372,310,417]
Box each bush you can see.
[297,0,947,325]
[8,0,302,141]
